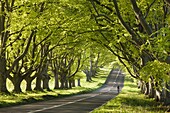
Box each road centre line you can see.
[108,68,121,91]
[89,69,122,113]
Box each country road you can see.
[0,69,125,113]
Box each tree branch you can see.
[35,31,52,47]
[92,0,113,12]
[144,0,156,19]
[118,56,138,78]
[10,0,15,12]
[130,0,152,35]
[112,0,141,44]
[8,30,35,74]
[68,56,81,78]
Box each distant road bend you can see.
[0,69,125,113]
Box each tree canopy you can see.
[0,0,170,102]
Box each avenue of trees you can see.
[0,0,170,103]
[0,0,115,93]
[89,0,170,102]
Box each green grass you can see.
[92,75,170,113]
[0,68,111,108]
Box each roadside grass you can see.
[0,67,111,108]
[92,75,170,113]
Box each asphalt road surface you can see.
[0,69,125,113]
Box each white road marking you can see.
[28,69,122,113]
[89,69,122,113]
[108,68,121,91]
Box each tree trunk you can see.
[65,79,68,89]
[12,77,23,93]
[78,79,81,87]
[0,58,8,93]
[153,82,161,101]
[24,73,36,91]
[60,73,67,89]
[160,56,170,103]
[89,56,93,77]
[155,89,161,102]
[148,81,155,98]
[34,75,43,91]
[72,80,75,87]
[140,82,145,94]
[69,80,72,89]
[159,82,170,104]
[26,78,33,91]
[0,2,8,93]
[138,80,145,94]
[86,73,92,82]
[92,52,100,77]
[144,82,149,95]
[84,70,92,82]
[0,74,8,93]
[54,72,59,89]
[60,79,65,89]
[42,74,50,91]
[164,82,170,98]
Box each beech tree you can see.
[0,0,83,93]
[88,0,170,101]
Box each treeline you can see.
[89,0,170,104]
[0,0,114,93]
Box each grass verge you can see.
[92,75,170,113]
[0,68,111,108]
